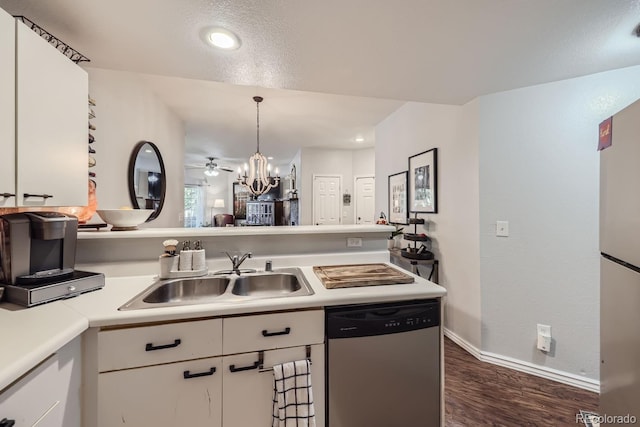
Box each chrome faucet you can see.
[225,251,252,275]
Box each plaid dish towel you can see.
[272,359,316,427]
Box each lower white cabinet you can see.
[0,336,82,427]
[93,310,325,427]
[98,356,223,427]
[223,344,325,427]
[0,355,62,426]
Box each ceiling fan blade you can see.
[219,166,234,172]
[185,164,205,169]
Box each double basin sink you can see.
[119,267,314,310]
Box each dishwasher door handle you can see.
[372,309,401,317]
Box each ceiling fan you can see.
[186,156,234,177]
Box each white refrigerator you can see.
[600,98,640,420]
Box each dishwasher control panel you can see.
[326,299,440,339]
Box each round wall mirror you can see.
[128,141,166,222]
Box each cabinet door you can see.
[223,345,325,427]
[98,356,222,427]
[15,21,88,207]
[0,8,15,207]
[0,354,63,426]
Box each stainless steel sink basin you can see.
[232,272,304,297]
[119,276,231,310]
[143,277,230,303]
[118,267,313,310]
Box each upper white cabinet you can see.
[0,8,15,207]
[0,11,88,207]
[15,19,88,207]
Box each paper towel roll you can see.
[192,249,206,271]
[179,250,193,271]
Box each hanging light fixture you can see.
[237,96,280,196]
[204,164,219,177]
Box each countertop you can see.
[0,256,445,392]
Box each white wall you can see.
[299,148,354,225]
[375,101,482,348]
[478,65,640,380]
[352,147,375,176]
[86,68,184,228]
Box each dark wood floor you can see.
[444,337,599,426]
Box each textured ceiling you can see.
[2,0,640,165]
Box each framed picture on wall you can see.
[408,148,438,213]
[233,182,250,220]
[388,171,409,224]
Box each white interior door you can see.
[313,175,341,225]
[355,176,375,224]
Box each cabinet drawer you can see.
[98,318,222,372]
[223,310,323,354]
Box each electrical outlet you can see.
[346,237,362,247]
[537,324,551,352]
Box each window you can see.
[184,185,205,227]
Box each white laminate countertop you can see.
[0,256,445,392]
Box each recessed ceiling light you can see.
[206,27,241,50]
[355,136,365,143]
[267,156,274,160]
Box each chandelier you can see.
[237,96,280,196]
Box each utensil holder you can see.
[159,255,179,278]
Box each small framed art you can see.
[408,148,438,213]
[388,171,408,224]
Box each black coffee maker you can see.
[0,212,104,306]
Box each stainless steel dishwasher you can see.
[326,299,440,427]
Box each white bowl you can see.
[96,209,154,231]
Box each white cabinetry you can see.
[93,310,325,427]
[223,345,324,426]
[99,356,223,427]
[15,20,88,207]
[0,10,88,208]
[222,310,325,426]
[96,318,223,427]
[0,336,82,427]
[0,7,15,206]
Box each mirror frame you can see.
[128,140,166,222]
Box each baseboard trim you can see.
[443,328,600,394]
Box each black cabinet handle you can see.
[0,418,16,427]
[145,339,181,351]
[262,327,291,337]
[183,367,216,379]
[229,360,260,373]
[0,193,15,198]
[23,193,53,199]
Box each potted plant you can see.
[388,224,404,249]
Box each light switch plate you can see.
[496,221,509,237]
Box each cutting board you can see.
[312,263,414,289]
